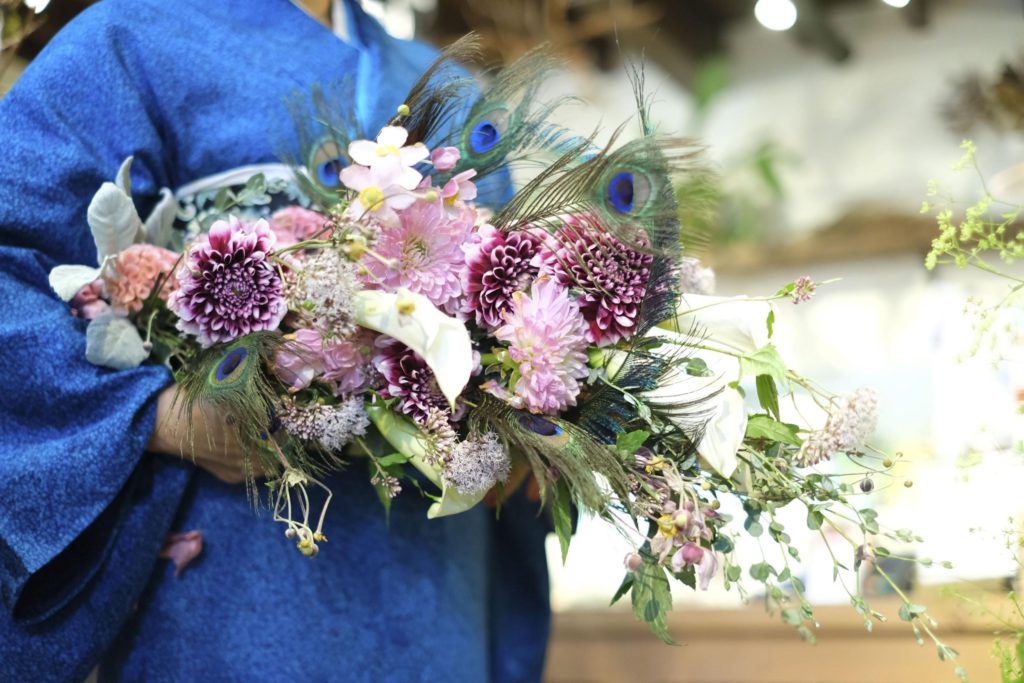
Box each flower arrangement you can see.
[48,36,961,670]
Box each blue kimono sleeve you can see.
[0,1,191,663]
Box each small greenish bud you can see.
[701,481,712,491]
[710,499,721,510]
[587,347,605,368]
[423,190,439,203]
[882,457,894,468]
[903,479,914,488]
[397,103,410,117]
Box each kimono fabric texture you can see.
[0,0,550,681]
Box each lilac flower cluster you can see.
[277,396,369,452]
[799,387,879,466]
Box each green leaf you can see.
[749,562,772,582]
[740,343,788,388]
[766,309,776,339]
[755,374,780,420]
[726,565,742,582]
[683,357,711,377]
[552,480,574,564]
[674,565,697,590]
[616,430,651,457]
[375,452,409,467]
[713,534,735,553]
[898,603,927,622]
[369,459,392,523]
[631,557,675,645]
[744,519,764,537]
[781,608,803,625]
[806,509,824,530]
[745,414,802,446]
[610,572,634,606]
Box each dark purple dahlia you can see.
[372,337,449,424]
[546,220,653,347]
[170,217,287,347]
[464,224,541,329]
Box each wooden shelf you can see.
[545,594,1007,682]
[703,209,939,275]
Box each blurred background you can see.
[4,1,1023,680]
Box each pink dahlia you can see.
[362,198,473,313]
[269,206,329,247]
[372,336,449,424]
[464,224,541,329]
[542,220,653,347]
[493,278,589,415]
[105,243,180,314]
[170,217,286,347]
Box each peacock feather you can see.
[173,332,288,491]
[466,393,631,514]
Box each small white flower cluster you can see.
[441,432,511,495]
[291,250,359,339]
[799,387,878,467]
[278,396,369,452]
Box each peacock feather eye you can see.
[467,109,510,156]
[316,157,347,188]
[519,413,561,435]
[607,171,635,213]
[604,168,653,215]
[309,138,349,189]
[212,346,249,385]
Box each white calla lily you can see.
[661,293,773,355]
[635,328,747,478]
[365,404,486,518]
[353,288,473,408]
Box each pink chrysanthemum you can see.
[464,224,541,329]
[542,220,653,347]
[372,337,449,424]
[363,198,473,313]
[493,278,589,415]
[170,217,286,347]
[105,243,180,314]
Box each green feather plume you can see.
[467,393,631,514]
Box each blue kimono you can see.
[0,0,550,680]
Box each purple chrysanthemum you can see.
[363,198,473,314]
[464,224,541,329]
[170,217,286,347]
[372,337,449,424]
[542,220,653,347]
[493,278,589,415]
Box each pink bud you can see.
[624,552,643,571]
[431,146,461,171]
[680,542,705,565]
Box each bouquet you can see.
[48,36,959,666]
